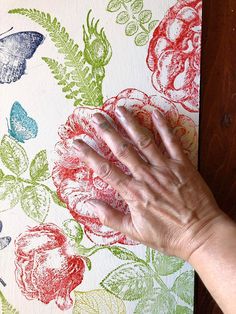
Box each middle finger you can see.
[92,113,147,175]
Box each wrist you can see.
[188,213,236,268]
[187,213,236,314]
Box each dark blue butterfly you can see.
[7,101,38,143]
[0,221,11,287]
[0,221,11,251]
[0,31,44,84]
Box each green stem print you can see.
[106,0,159,46]
[9,9,112,107]
[0,290,19,314]
[0,135,66,222]
[64,220,193,313]
[99,247,194,313]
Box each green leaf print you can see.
[148,20,158,32]
[107,0,122,12]
[0,176,24,210]
[125,21,139,36]
[20,185,50,223]
[116,11,130,24]
[50,190,67,208]
[108,246,142,262]
[73,289,126,314]
[63,219,83,244]
[30,149,51,181]
[107,0,158,46]
[42,58,79,101]
[172,271,194,306]
[131,0,144,14]
[0,135,28,176]
[0,170,4,180]
[134,32,149,46]
[9,9,104,107]
[138,10,152,24]
[152,250,185,276]
[134,288,176,314]
[101,262,154,301]
[176,305,193,314]
[0,290,19,314]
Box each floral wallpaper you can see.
[0,1,201,313]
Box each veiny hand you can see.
[73,107,225,261]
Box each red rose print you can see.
[15,224,85,310]
[52,88,197,246]
[147,0,202,112]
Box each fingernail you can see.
[92,113,106,124]
[86,200,98,207]
[86,200,101,216]
[153,109,163,120]
[115,106,127,121]
[73,139,86,149]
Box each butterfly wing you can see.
[9,101,38,143]
[0,237,11,250]
[0,31,44,84]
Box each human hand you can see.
[73,107,224,261]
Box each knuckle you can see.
[137,134,154,150]
[97,162,113,180]
[115,142,132,159]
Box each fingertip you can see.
[152,109,164,121]
[86,200,106,218]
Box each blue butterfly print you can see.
[0,221,11,251]
[7,101,38,143]
[0,220,11,287]
[0,31,44,84]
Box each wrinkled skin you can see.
[72,106,223,261]
[53,88,197,246]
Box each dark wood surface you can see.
[196,0,236,313]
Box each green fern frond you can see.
[42,57,80,103]
[0,291,19,314]
[9,8,103,107]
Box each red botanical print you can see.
[52,88,197,246]
[15,224,85,310]
[147,0,202,112]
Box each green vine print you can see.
[106,0,159,46]
[99,248,194,313]
[0,135,66,223]
[65,221,193,314]
[9,9,112,108]
[0,290,19,314]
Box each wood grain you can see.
[196,0,236,313]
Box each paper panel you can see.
[0,1,201,313]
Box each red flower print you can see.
[15,224,85,310]
[147,0,202,112]
[52,88,198,246]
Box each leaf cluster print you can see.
[101,248,194,313]
[9,9,112,108]
[73,289,126,313]
[0,290,19,314]
[0,135,65,222]
[106,0,158,46]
